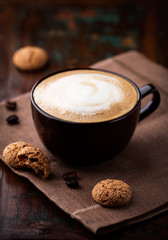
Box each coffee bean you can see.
[62,171,77,181]
[65,179,79,188]
[62,171,80,188]
[5,101,17,111]
[6,114,19,124]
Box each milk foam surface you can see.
[33,70,138,122]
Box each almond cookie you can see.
[3,141,50,179]
[2,141,31,167]
[92,179,132,207]
[17,146,50,179]
[12,46,48,71]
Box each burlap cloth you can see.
[0,51,168,234]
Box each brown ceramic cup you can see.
[31,69,160,165]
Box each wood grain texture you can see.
[0,0,168,239]
[0,0,167,102]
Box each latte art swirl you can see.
[33,70,138,122]
[40,74,124,115]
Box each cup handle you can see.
[139,84,160,121]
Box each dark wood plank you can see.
[0,1,167,99]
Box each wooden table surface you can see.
[0,0,168,239]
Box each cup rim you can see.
[31,68,141,124]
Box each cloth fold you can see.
[0,50,168,234]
